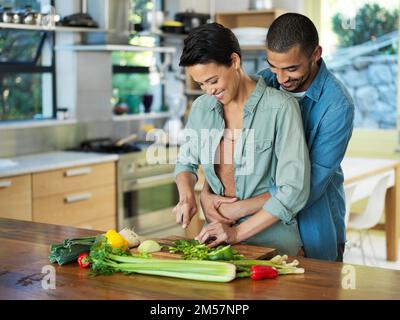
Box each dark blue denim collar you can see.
[270,58,329,102]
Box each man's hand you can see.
[172,195,197,229]
[200,189,237,225]
[195,221,239,248]
[218,201,245,222]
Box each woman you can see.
[173,23,310,256]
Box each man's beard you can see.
[281,61,313,92]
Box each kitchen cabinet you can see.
[0,152,118,231]
[215,9,286,30]
[0,175,31,221]
[32,162,115,198]
[32,162,117,230]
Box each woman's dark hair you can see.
[267,13,319,56]
[179,22,241,67]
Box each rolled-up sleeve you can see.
[263,97,311,223]
[174,103,201,181]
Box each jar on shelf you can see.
[2,7,13,23]
[56,108,69,120]
[12,9,24,24]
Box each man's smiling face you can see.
[266,44,321,93]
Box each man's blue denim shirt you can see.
[259,59,355,260]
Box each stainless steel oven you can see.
[72,139,183,237]
[117,147,184,237]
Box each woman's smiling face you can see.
[187,54,240,105]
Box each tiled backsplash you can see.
[0,119,164,158]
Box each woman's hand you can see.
[200,189,237,225]
[172,195,197,229]
[195,221,239,248]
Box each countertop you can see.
[1,218,399,300]
[0,151,119,178]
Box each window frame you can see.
[112,0,165,110]
[0,0,57,122]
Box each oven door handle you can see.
[135,173,175,185]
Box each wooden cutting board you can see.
[131,236,276,260]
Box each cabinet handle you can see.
[0,180,12,188]
[64,192,92,204]
[64,167,92,177]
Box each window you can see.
[0,0,56,122]
[112,0,164,115]
[321,0,399,130]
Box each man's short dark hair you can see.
[266,13,319,56]
[179,22,241,67]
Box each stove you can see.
[72,138,143,154]
[71,138,182,237]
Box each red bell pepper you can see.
[77,252,90,268]
[250,265,278,280]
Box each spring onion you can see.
[229,255,305,275]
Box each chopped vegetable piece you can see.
[168,239,244,261]
[138,240,161,253]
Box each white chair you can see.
[344,184,357,228]
[347,174,390,265]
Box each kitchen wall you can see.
[0,0,161,158]
[0,0,304,159]
[167,0,303,16]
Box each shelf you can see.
[55,44,176,53]
[0,22,107,32]
[241,45,266,51]
[112,112,171,122]
[215,9,284,15]
[216,8,286,29]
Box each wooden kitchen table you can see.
[1,218,400,300]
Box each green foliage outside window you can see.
[332,3,399,52]
[0,73,43,121]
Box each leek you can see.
[49,236,97,265]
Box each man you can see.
[200,13,354,261]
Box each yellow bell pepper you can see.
[105,230,129,251]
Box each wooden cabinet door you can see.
[0,175,31,221]
[32,162,116,198]
[33,184,116,230]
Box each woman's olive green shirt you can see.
[175,76,310,255]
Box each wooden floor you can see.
[344,229,400,270]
